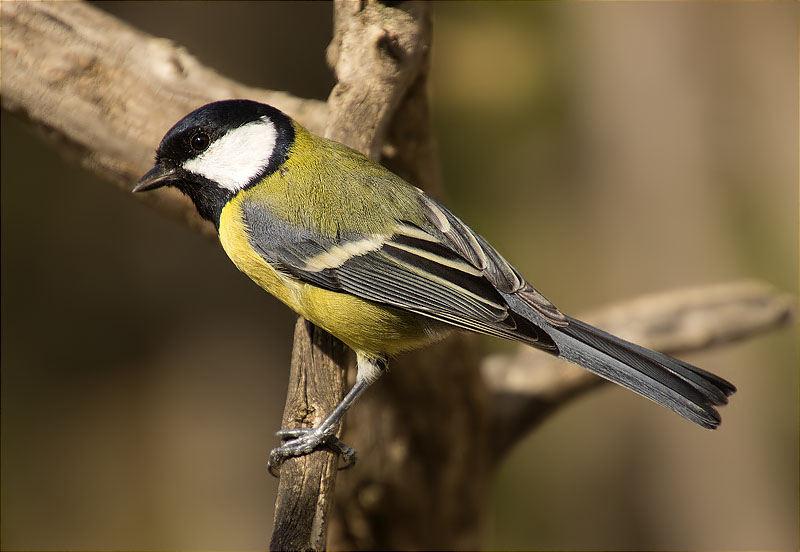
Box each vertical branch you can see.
[324,0,430,157]
[324,2,494,550]
[270,319,349,552]
[270,2,432,549]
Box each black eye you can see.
[190,132,210,152]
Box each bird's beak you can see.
[133,164,178,193]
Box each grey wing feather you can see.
[239,194,559,348]
[548,314,735,428]
[240,191,736,429]
[417,193,568,327]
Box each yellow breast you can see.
[217,197,446,357]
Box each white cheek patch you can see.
[182,116,277,192]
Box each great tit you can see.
[134,99,735,471]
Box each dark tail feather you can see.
[549,316,736,429]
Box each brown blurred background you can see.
[2,2,797,550]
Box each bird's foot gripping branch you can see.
[269,428,356,477]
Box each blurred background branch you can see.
[484,280,795,461]
[2,0,327,238]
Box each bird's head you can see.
[133,99,295,226]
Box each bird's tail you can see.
[546,315,736,429]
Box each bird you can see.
[134,99,736,473]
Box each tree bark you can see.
[1,0,327,239]
[270,319,350,552]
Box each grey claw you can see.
[268,427,357,477]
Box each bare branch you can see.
[269,319,350,552]
[483,280,796,459]
[320,3,496,550]
[325,0,430,159]
[1,0,327,238]
[271,2,434,549]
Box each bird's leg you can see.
[268,354,386,476]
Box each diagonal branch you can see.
[1,0,328,238]
[483,280,796,461]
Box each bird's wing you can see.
[239,191,564,349]
[239,190,737,429]
[413,196,737,429]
